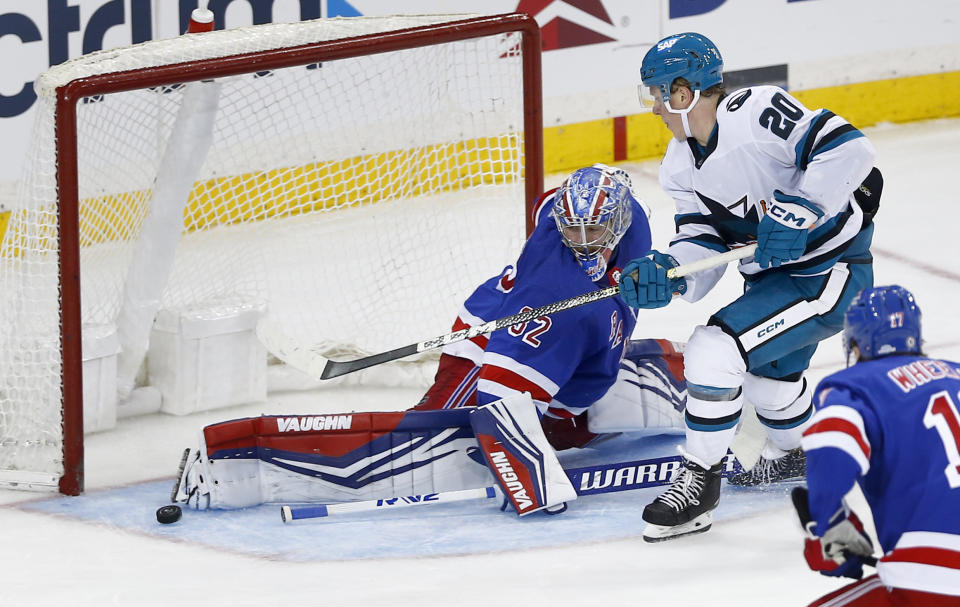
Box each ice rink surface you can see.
[1,118,958,606]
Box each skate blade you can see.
[642,512,713,543]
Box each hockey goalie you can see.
[172,165,688,515]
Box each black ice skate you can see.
[642,456,722,542]
[727,448,806,487]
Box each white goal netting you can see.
[0,14,539,491]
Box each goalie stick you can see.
[261,244,758,381]
[280,450,745,522]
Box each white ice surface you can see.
[2,118,959,606]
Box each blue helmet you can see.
[640,32,723,106]
[553,165,634,282]
[843,285,922,363]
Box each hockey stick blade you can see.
[320,245,757,380]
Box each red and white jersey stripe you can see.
[441,309,490,364]
[878,531,960,596]
[801,404,872,475]
[478,352,559,412]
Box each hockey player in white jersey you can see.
[797,285,960,605]
[618,32,882,541]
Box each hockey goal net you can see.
[0,13,542,494]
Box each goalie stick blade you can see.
[320,344,419,379]
[256,318,330,378]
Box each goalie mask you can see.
[553,165,634,282]
[843,285,922,366]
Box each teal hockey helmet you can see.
[639,32,723,108]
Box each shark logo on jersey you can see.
[695,191,761,245]
[726,195,748,214]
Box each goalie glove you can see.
[470,393,577,516]
[791,486,874,580]
[756,191,823,269]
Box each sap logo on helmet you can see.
[276,415,352,432]
[489,451,535,511]
[657,37,680,51]
[757,318,785,338]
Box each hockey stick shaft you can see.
[281,487,497,522]
[320,245,757,379]
[281,451,745,521]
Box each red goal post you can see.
[2,13,542,495]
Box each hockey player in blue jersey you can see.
[415,163,687,450]
[171,165,689,512]
[617,32,882,541]
[797,285,960,605]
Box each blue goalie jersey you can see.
[442,190,652,418]
[803,355,960,594]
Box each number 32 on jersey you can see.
[508,306,551,347]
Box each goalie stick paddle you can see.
[318,244,758,380]
[281,450,746,522]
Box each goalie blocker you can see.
[470,393,577,515]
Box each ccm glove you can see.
[792,487,874,580]
[756,190,823,269]
[619,251,687,309]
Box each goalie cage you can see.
[0,13,543,495]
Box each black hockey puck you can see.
[156,504,182,524]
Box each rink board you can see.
[13,432,800,562]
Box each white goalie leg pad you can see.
[172,431,263,510]
[469,393,577,516]
[744,374,815,452]
[587,359,685,433]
